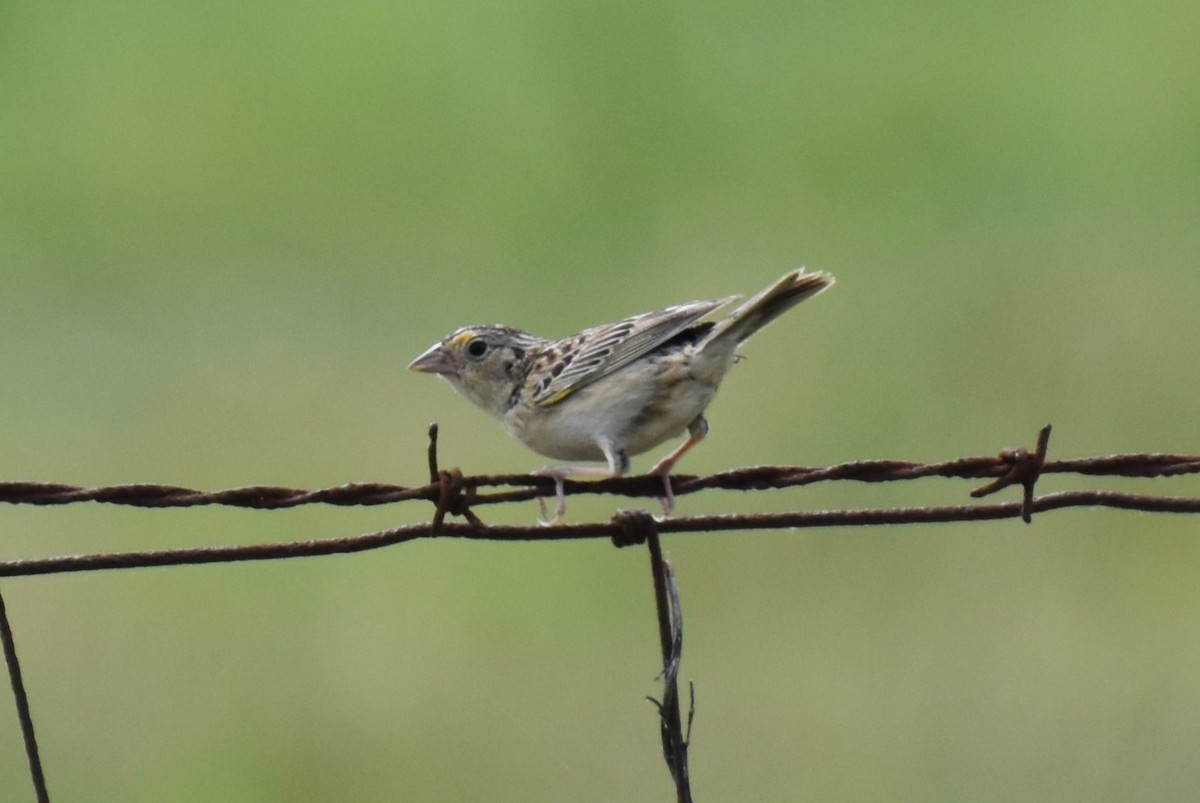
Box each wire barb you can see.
[970,424,1052,523]
[427,423,441,483]
[430,468,483,533]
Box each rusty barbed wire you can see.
[0,424,1195,583]
[2,425,1197,513]
[3,423,1200,802]
[3,489,1199,580]
[1,425,1198,580]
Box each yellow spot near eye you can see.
[449,331,476,348]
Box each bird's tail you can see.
[708,269,834,345]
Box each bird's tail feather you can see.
[709,269,834,344]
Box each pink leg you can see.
[649,415,709,516]
[533,464,613,525]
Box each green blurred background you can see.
[2,1,1198,800]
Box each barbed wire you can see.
[3,423,1200,801]
[2,424,1197,513]
[1,425,1199,581]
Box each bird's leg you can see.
[649,415,709,516]
[533,445,628,525]
[532,465,611,525]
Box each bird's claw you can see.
[650,466,676,518]
[534,469,568,526]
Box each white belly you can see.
[502,371,716,463]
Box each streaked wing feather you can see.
[532,296,736,405]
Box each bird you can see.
[409,268,834,523]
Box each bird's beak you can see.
[408,343,457,376]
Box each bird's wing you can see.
[529,296,737,406]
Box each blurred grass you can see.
[2,1,1199,800]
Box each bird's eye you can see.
[466,338,489,358]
